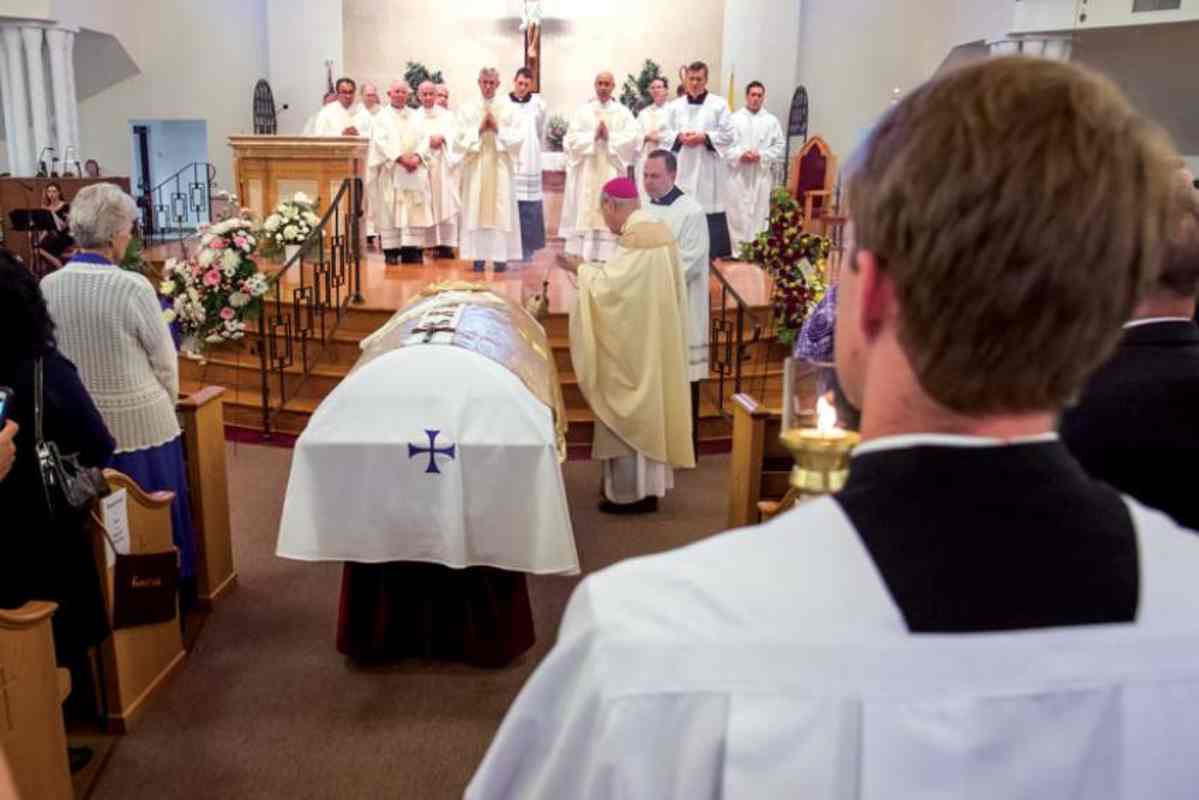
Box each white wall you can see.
[267,0,343,136]
[72,0,267,192]
[721,0,802,123]
[343,0,724,125]
[129,119,208,192]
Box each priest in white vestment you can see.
[635,76,676,204]
[467,58,1199,799]
[727,81,786,251]
[455,67,525,272]
[311,77,364,137]
[508,68,548,263]
[356,82,384,245]
[435,84,450,111]
[643,149,710,447]
[368,81,434,265]
[300,91,337,136]
[561,177,694,513]
[666,61,737,258]
[413,81,462,259]
[559,72,640,262]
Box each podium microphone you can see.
[50,156,61,178]
[37,146,55,177]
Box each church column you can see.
[21,26,52,173]
[0,31,18,175]
[1,26,33,175]
[45,27,74,166]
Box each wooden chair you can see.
[787,136,838,235]
[178,386,237,606]
[727,394,793,529]
[0,602,73,800]
[89,470,187,732]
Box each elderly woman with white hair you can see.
[40,183,198,605]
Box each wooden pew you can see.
[0,602,73,800]
[177,386,237,606]
[90,471,187,733]
[727,394,792,529]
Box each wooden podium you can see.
[229,136,367,222]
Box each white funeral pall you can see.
[276,343,579,574]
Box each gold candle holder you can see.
[778,427,861,497]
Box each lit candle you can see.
[779,393,861,498]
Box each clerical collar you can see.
[509,93,532,104]
[70,251,114,267]
[687,92,708,106]
[1124,317,1194,328]
[853,432,1059,459]
[651,186,684,207]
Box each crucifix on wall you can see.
[521,0,544,92]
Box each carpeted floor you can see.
[90,442,732,799]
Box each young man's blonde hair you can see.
[847,56,1178,414]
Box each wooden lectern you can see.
[228,136,367,221]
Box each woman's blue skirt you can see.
[109,436,197,578]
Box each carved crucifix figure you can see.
[521,0,543,92]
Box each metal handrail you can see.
[139,161,216,245]
[709,261,766,417]
[256,178,363,435]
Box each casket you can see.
[276,283,578,666]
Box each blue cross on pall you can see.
[408,429,457,474]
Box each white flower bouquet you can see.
[259,191,323,261]
[159,214,272,352]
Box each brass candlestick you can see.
[769,395,860,518]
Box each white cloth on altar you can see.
[645,191,711,381]
[467,494,1199,799]
[510,94,547,201]
[666,93,737,213]
[727,107,785,249]
[560,98,639,263]
[311,102,361,137]
[411,104,463,248]
[456,96,525,262]
[634,102,675,203]
[277,344,578,574]
[368,105,433,248]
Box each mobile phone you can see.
[0,385,11,428]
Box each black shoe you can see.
[436,246,456,259]
[472,260,486,272]
[598,497,659,514]
[384,250,400,265]
[493,262,507,273]
[400,247,424,264]
[68,746,94,774]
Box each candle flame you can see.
[816,393,838,434]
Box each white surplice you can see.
[467,489,1199,799]
[666,93,737,214]
[368,105,433,249]
[645,189,711,381]
[356,104,382,236]
[634,102,675,203]
[726,107,785,250]
[509,93,547,202]
[277,340,578,575]
[455,96,526,263]
[411,105,463,248]
[311,101,361,137]
[559,98,639,261]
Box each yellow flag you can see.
[728,66,736,108]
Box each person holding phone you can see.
[0,419,15,482]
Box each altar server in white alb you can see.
[508,68,548,262]
[727,81,785,251]
[559,71,639,262]
[311,77,363,137]
[635,76,676,204]
[456,67,525,272]
[356,82,384,246]
[667,61,737,258]
[413,81,462,260]
[468,58,1199,799]
[369,80,433,265]
[642,149,710,432]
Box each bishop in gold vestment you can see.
[564,177,695,513]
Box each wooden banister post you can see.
[728,393,772,530]
[177,387,238,607]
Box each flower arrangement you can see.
[737,187,831,346]
[620,59,665,115]
[159,215,271,350]
[546,114,568,152]
[259,192,321,259]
